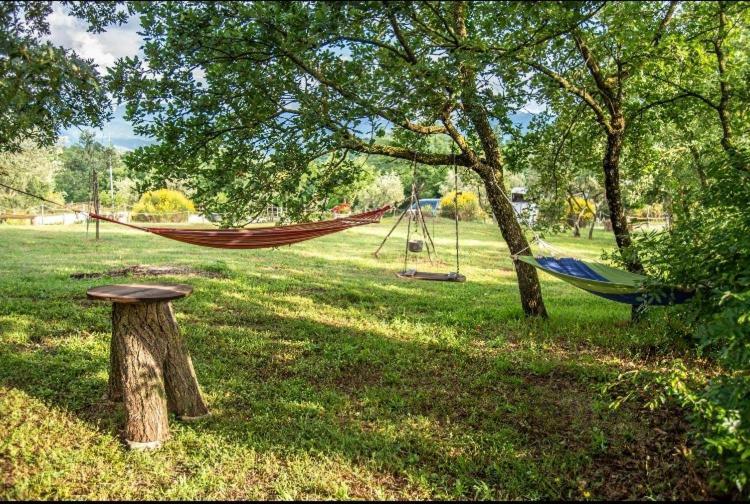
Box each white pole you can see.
[108,135,114,217]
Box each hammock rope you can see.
[88,207,390,249]
[0,181,389,249]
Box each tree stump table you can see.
[87,283,209,450]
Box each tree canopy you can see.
[0,1,111,152]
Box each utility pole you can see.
[93,168,100,240]
[108,135,114,217]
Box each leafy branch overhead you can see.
[0,1,111,153]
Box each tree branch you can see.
[652,1,678,46]
[385,5,418,64]
[521,58,613,134]
[341,134,472,167]
[646,72,719,110]
[571,31,619,117]
[627,93,692,124]
[279,48,447,135]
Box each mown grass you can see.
[0,217,711,499]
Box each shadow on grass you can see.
[0,225,701,499]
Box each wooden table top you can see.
[87,283,193,304]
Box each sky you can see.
[48,4,148,151]
[48,4,542,151]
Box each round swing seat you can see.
[396,269,466,282]
[408,240,424,253]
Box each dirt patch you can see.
[70,265,226,280]
[586,403,711,500]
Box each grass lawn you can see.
[0,216,711,499]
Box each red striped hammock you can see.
[88,206,390,249]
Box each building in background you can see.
[510,187,537,226]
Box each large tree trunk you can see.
[603,129,645,321]
[451,0,546,317]
[482,170,547,317]
[603,130,644,274]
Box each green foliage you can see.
[0,2,110,152]
[355,171,404,210]
[98,178,138,208]
[95,2,570,225]
[628,150,750,495]
[131,188,195,222]
[54,132,126,204]
[420,204,436,217]
[0,141,61,210]
[440,191,484,221]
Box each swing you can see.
[374,153,466,283]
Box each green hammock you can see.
[517,256,693,306]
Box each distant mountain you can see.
[110,138,154,151]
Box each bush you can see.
[440,191,484,221]
[633,203,664,219]
[356,172,404,210]
[131,189,195,223]
[564,196,596,226]
[420,204,436,217]
[626,150,750,495]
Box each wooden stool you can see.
[87,283,209,450]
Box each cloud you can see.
[46,6,146,148]
[45,4,141,70]
[521,100,548,114]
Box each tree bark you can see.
[714,2,734,155]
[450,0,547,317]
[603,129,644,274]
[482,170,547,317]
[107,327,123,401]
[573,218,581,237]
[688,145,709,189]
[112,301,209,449]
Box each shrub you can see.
[624,149,750,495]
[440,191,484,221]
[633,203,664,219]
[420,204,436,217]
[564,196,596,226]
[356,172,404,210]
[131,189,195,223]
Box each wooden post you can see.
[373,207,408,257]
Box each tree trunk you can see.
[715,2,735,155]
[482,170,547,317]
[112,301,209,449]
[588,216,596,239]
[688,145,709,190]
[603,130,644,274]
[451,1,546,317]
[573,217,581,237]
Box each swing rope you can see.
[453,152,460,276]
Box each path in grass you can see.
[0,218,709,499]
